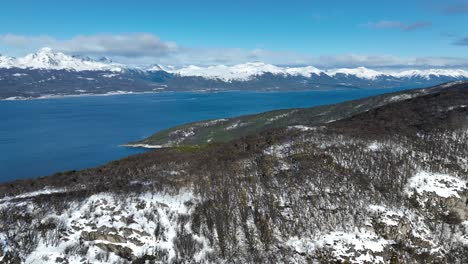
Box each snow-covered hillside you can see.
[0,84,467,263]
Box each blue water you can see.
[0,88,408,182]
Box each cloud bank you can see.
[1,33,468,68]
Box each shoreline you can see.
[0,86,413,101]
[1,90,165,101]
[120,143,165,149]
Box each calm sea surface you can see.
[0,88,408,182]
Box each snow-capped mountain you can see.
[170,63,468,81]
[0,54,15,68]
[1,47,124,72]
[169,62,325,81]
[169,62,288,81]
[326,67,385,80]
[393,69,468,79]
[1,47,468,99]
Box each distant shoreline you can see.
[0,86,405,101]
[1,90,164,101]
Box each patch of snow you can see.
[367,142,382,151]
[368,205,404,226]
[77,76,95,81]
[288,125,316,131]
[287,230,390,264]
[387,93,415,102]
[266,111,295,124]
[170,127,195,138]
[121,144,164,149]
[1,91,164,101]
[225,121,247,130]
[405,171,467,199]
[102,73,119,78]
[196,119,228,127]
[0,188,67,202]
[264,142,292,158]
[439,80,465,88]
[12,73,27,77]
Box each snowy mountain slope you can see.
[1,48,124,72]
[0,55,14,68]
[128,81,468,148]
[393,69,468,79]
[326,66,385,80]
[170,63,468,81]
[169,62,288,81]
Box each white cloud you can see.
[0,33,178,58]
[1,33,468,69]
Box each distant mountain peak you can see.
[3,47,124,72]
[147,64,166,72]
[37,47,54,53]
[171,62,318,81]
[98,56,113,63]
[326,67,385,80]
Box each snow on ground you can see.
[170,127,195,139]
[439,80,466,88]
[387,93,416,103]
[77,76,96,81]
[264,142,292,158]
[405,171,467,199]
[266,112,291,123]
[18,191,211,264]
[287,229,390,263]
[1,91,162,101]
[102,73,120,78]
[288,125,316,131]
[367,142,382,151]
[121,144,164,149]
[12,73,27,77]
[0,188,67,203]
[368,205,405,226]
[225,121,248,130]
[195,118,228,127]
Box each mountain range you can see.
[1,48,468,99]
[0,81,466,263]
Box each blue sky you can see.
[1,0,467,67]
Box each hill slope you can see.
[0,82,467,263]
[128,81,465,147]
